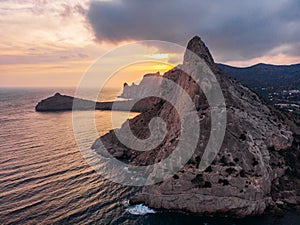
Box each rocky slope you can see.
[120,72,162,99]
[92,36,300,217]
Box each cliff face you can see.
[92,36,299,217]
[120,72,162,99]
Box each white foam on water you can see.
[126,204,156,215]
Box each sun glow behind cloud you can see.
[147,54,169,60]
[0,0,180,87]
[101,61,174,90]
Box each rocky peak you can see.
[144,72,160,77]
[183,35,218,73]
[93,36,298,217]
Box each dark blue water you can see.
[0,88,299,225]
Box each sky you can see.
[1,0,300,87]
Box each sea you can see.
[0,87,299,225]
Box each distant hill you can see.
[217,63,300,113]
[217,63,300,90]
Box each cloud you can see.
[60,2,87,18]
[86,0,300,62]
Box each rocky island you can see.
[92,36,300,217]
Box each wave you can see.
[126,203,156,215]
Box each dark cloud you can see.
[86,0,300,62]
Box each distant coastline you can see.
[35,92,156,112]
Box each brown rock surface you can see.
[92,36,300,217]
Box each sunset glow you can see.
[0,0,299,87]
[148,54,170,60]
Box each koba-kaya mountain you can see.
[92,36,300,217]
[120,72,162,99]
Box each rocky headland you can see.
[35,92,157,112]
[92,36,300,217]
[120,72,162,99]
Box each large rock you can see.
[92,36,299,217]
